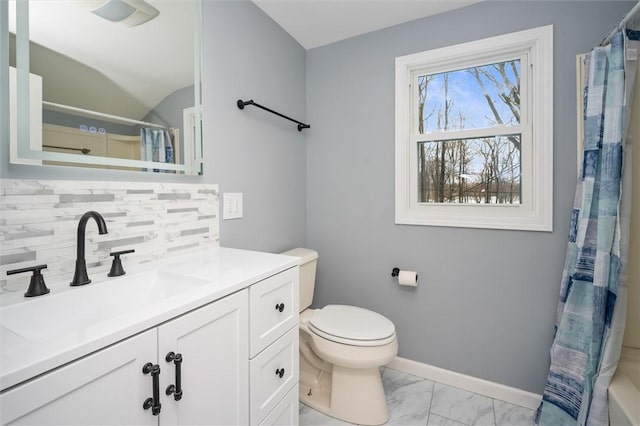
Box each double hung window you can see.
[395,26,553,231]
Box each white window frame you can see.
[395,25,553,231]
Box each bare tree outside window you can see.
[417,60,522,204]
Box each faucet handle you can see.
[108,249,135,277]
[7,264,50,297]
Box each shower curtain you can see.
[140,128,175,171]
[536,30,638,426]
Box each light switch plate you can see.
[223,192,243,219]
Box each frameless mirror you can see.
[8,0,203,175]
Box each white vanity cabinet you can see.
[0,248,300,426]
[0,328,158,426]
[0,290,249,426]
[248,267,300,425]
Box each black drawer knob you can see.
[275,368,285,378]
[275,303,285,312]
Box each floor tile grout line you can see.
[492,398,497,426]
[426,379,435,426]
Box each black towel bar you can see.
[237,99,310,132]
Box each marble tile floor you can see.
[299,368,536,426]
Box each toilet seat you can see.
[308,305,396,347]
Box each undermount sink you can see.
[0,270,212,343]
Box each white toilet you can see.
[282,248,398,426]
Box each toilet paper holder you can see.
[391,267,418,280]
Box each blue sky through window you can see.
[418,60,520,133]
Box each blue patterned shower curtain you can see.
[536,31,638,426]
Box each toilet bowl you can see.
[281,249,398,426]
[300,306,398,425]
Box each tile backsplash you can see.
[0,179,219,294]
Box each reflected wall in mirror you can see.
[8,0,203,175]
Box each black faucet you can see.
[70,211,108,286]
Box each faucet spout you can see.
[70,211,108,286]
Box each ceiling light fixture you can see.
[91,0,159,26]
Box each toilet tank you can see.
[281,248,318,312]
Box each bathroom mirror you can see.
[8,0,203,175]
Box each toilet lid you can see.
[308,305,395,344]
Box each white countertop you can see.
[0,247,298,391]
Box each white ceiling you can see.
[252,0,482,50]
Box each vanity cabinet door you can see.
[158,290,249,426]
[0,329,158,426]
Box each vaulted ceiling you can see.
[252,0,482,49]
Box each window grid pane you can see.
[417,60,521,135]
[417,135,521,205]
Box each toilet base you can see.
[299,364,389,426]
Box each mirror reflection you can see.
[8,0,203,174]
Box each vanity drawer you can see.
[249,267,299,357]
[259,384,299,426]
[250,326,299,424]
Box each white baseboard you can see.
[386,356,542,410]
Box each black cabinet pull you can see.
[275,368,285,378]
[142,363,162,415]
[275,303,285,312]
[165,352,183,401]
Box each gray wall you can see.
[0,0,307,253]
[305,1,634,393]
[202,0,307,252]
